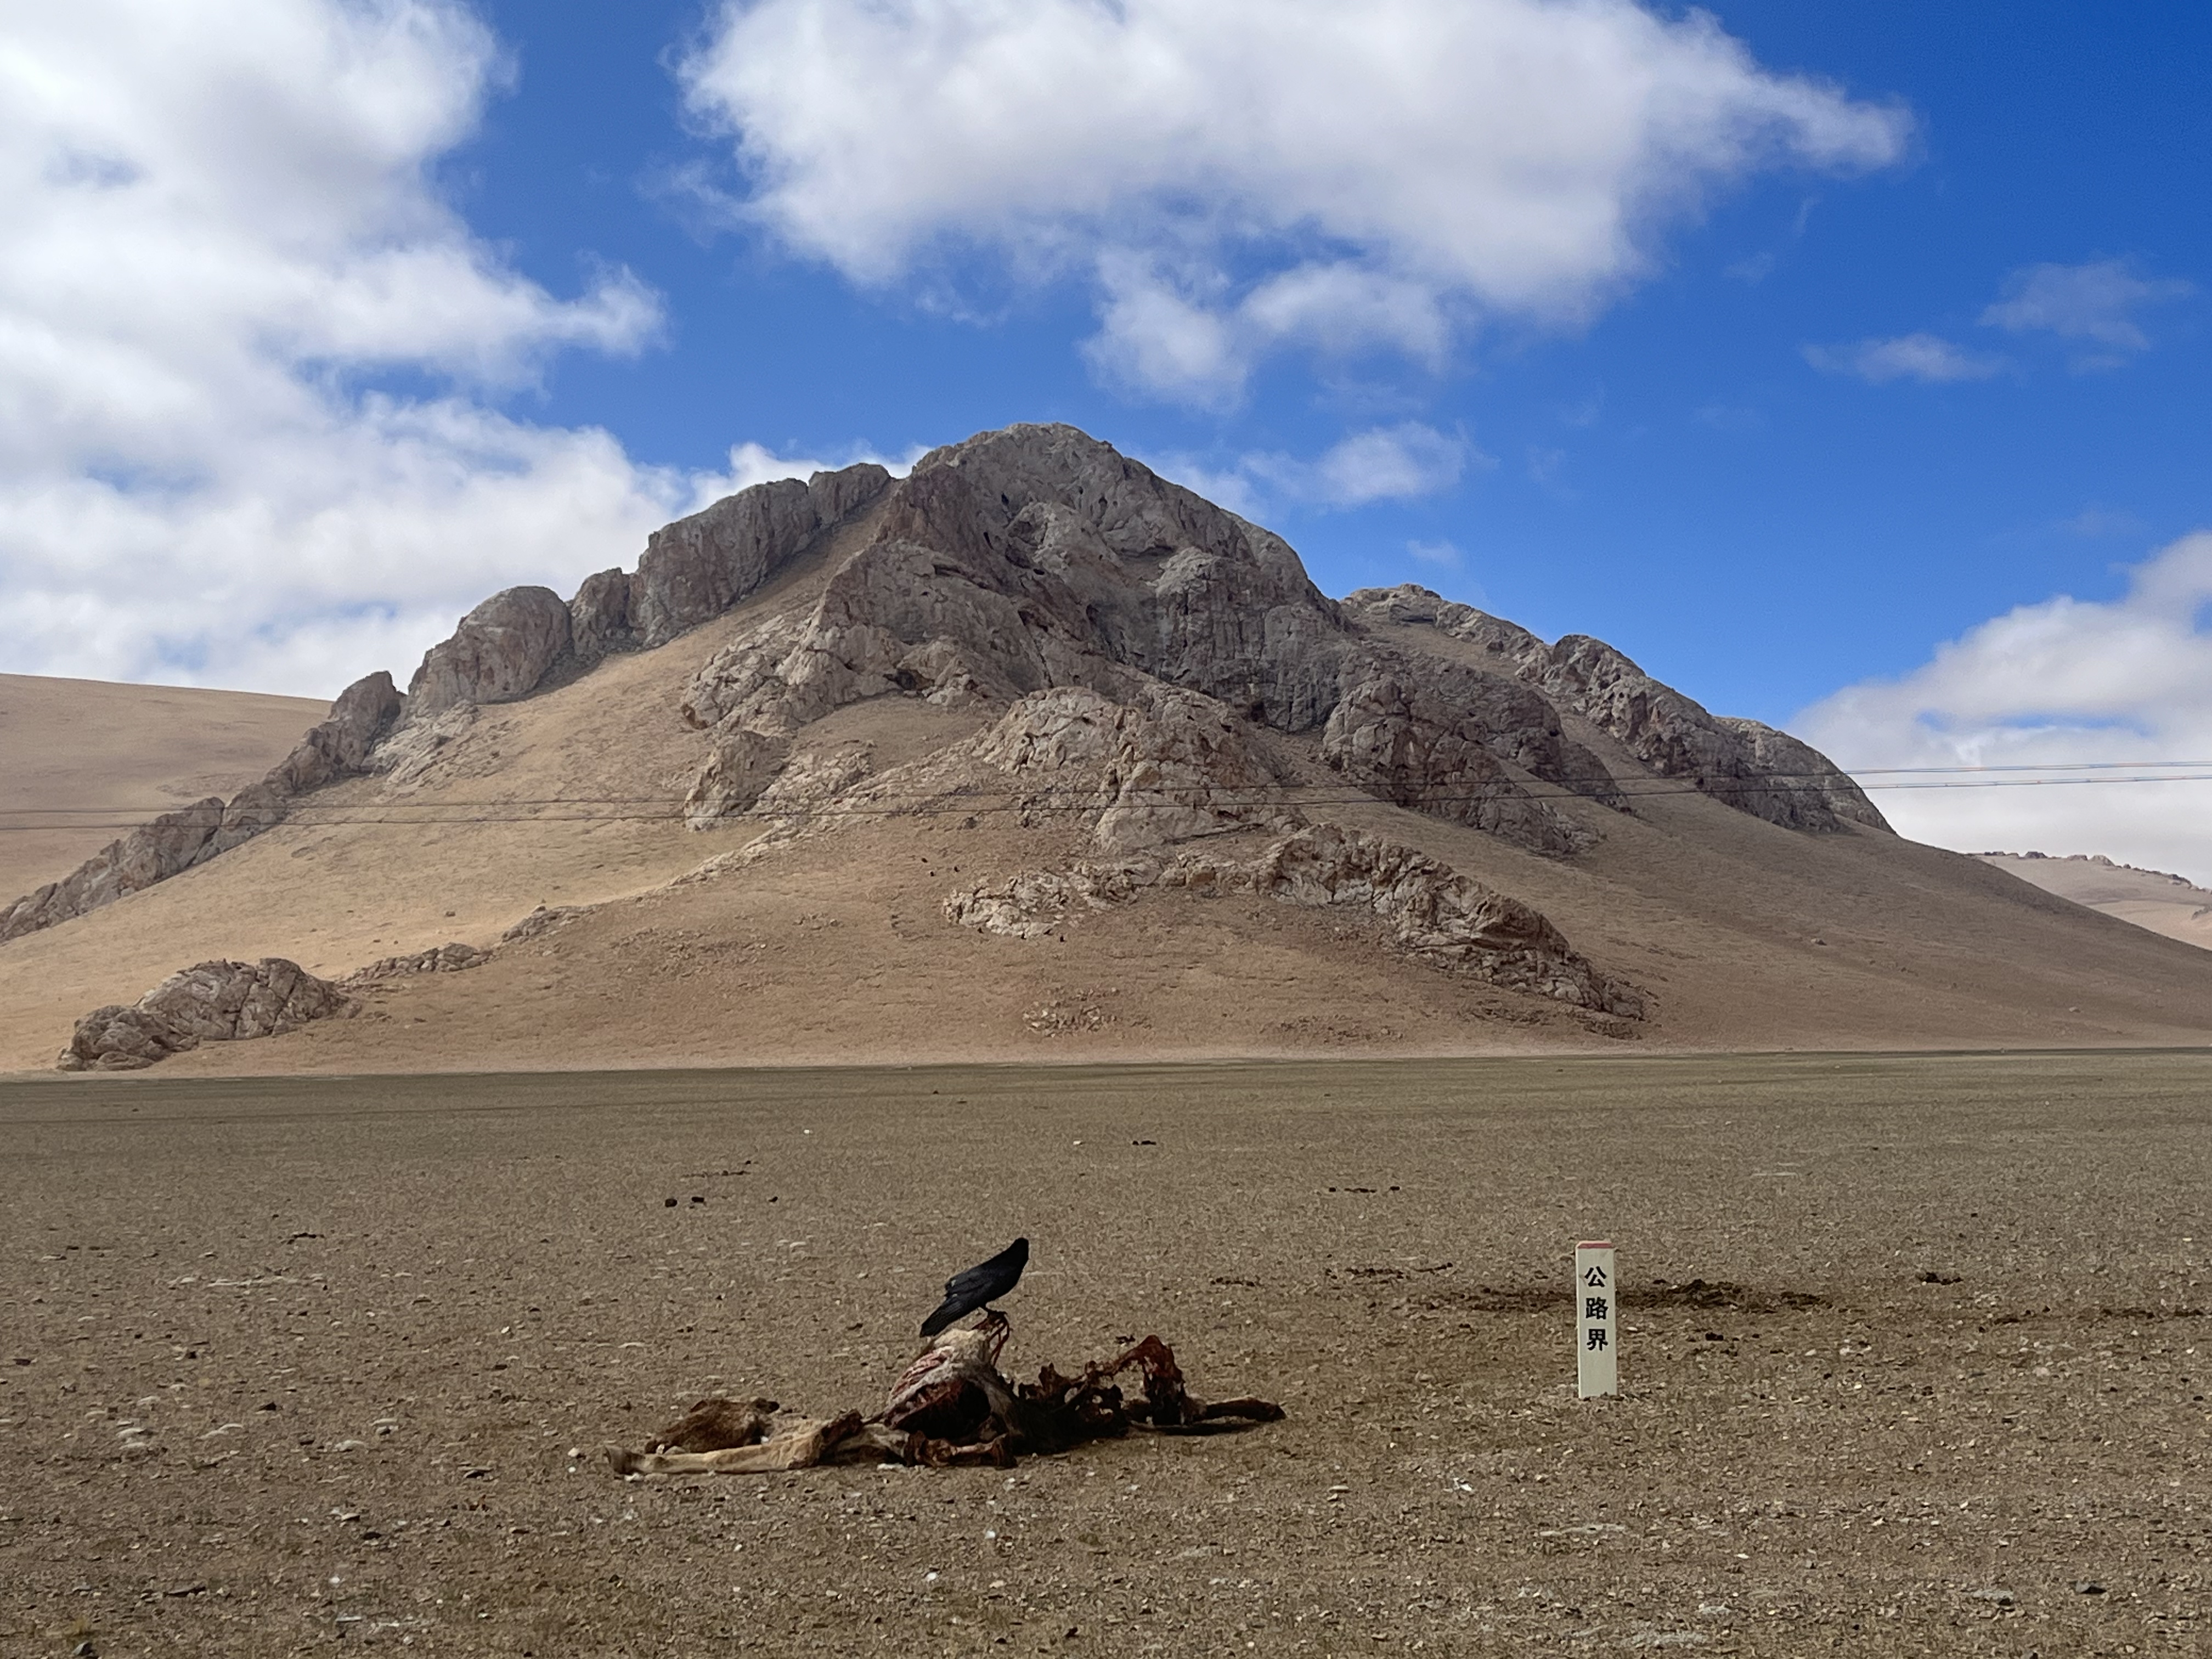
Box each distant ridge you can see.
[1976,852,2212,954]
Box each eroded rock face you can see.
[681,425,1353,746]
[1536,636,1887,834]
[1716,716,1893,834]
[501,905,588,945]
[1171,823,1641,1017]
[345,942,491,983]
[683,729,793,828]
[405,586,573,721]
[270,671,407,794]
[971,686,1127,773]
[0,798,226,943]
[569,569,635,663]
[1321,655,1611,857]
[57,957,352,1071]
[370,702,476,785]
[966,685,1294,854]
[1093,687,1293,854]
[944,864,1147,939]
[1342,584,1549,674]
[1342,583,1888,836]
[632,464,891,648]
[946,822,1640,1018]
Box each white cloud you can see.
[1803,332,2004,384]
[1798,532,2212,885]
[0,0,723,696]
[1407,539,1463,569]
[1154,422,1479,516]
[1982,259,2193,354]
[1269,423,1480,507]
[682,0,1909,403]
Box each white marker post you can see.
[1576,1240,1618,1398]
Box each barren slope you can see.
[0,673,326,899]
[1977,852,2212,952]
[7,424,2212,1074]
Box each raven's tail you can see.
[918,1301,958,1338]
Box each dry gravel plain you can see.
[2,1052,2208,1657]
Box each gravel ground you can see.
[2,1052,2208,1656]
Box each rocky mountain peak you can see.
[2,424,1886,1012]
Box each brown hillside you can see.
[6,425,2211,1074]
[0,674,328,900]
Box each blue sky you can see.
[4,1,2209,874]
[442,0,2210,718]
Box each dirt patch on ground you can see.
[3,1051,2208,1655]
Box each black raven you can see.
[920,1237,1029,1336]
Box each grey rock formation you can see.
[57,957,351,1071]
[1343,583,1888,836]
[946,822,1639,1018]
[1342,584,1548,673]
[345,942,491,983]
[1320,653,1615,856]
[0,670,407,945]
[681,425,1353,746]
[967,685,1295,854]
[683,728,793,828]
[569,569,635,663]
[1,798,226,943]
[369,702,475,785]
[1167,823,1641,1017]
[270,670,406,793]
[632,464,891,648]
[405,586,573,721]
[1715,716,1893,833]
[970,686,1127,772]
[944,864,1147,940]
[5,426,1886,973]
[1536,635,1887,833]
[1092,687,1294,854]
[500,904,589,945]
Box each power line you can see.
[4,769,2211,834]
[6,760,2212,817]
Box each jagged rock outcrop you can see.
[57,957,352,1071]
[1169,824,1640,1016]
[947,822,1640,1019]
[344,942,491,983]
[633,463,892,647]
[569,568,635,663]
[944,864,1148,940]
[368,702,475,784]
[1536,635,1887,833]
[680,427,1353,746]
[271,671,407,794]
[8,427,1883,992]
[1342,583,1549,672]
[684,728,794,828]
[1321,654,1615,857]
[755,742,876,818]
[966,685,1294,854]
[1342,584,1888,835]
[404,585,573,722]
[1,798,226,944]
[501,905,589,945]
[1714,715,1893,833]
[0,672,408,945]
[1092,688,1293,853]
[970,685,1127,772]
